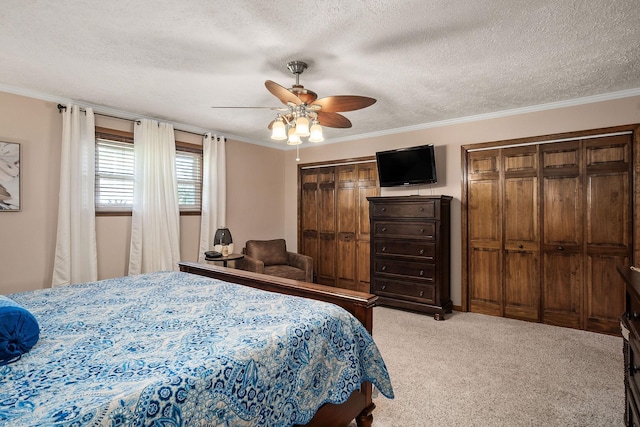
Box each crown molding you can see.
[2,83,639,150]
[311,87,640,148]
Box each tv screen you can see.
[376,144,437,187]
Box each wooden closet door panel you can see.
[467,149,502,315]
[469,247,502,315]
[585,254,628,333]
[543,252,582,328]
[300,170,319,279]
[337,165,357,290]
[504,251,539,321]
[503,146,540,321]
[317,169,336,285]
[468,180,501,241]
[503,177,538,248]
[542,141,582,329]
[356,164,379,292]
[542,175,582,247]
[583,135,631,333]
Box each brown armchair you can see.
[236,239,313,282]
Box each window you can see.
[95,131,202,213]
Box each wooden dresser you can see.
[620,266,640,426]
[367,195,452,320]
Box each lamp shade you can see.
[214,227,233,245]
[213,227,233,254]
[270,119,287,140]
[309,123,324,143]
[294,116,310,137]
[287,127,302,145]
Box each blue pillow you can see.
[0,295,40,365]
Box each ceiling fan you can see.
[213,60,376,145]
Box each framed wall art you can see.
[0,141,20,211]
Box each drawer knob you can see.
[381,266,387,271]
[419,270,424,276]
[420,228,424,233]
[518,244,523,249]
[381,227,387,232]
[381,285,386,290]
[419,249,425,255]
[558,246,564,251]
[419,291,424,297]
[633,312,640,320]
[381,207,386,212]
[420,207,424,211]
[634,365,640,374]
[382,246,386,252]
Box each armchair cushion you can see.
[245,239,288,266]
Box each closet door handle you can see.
[518,244,523,249]
[558,246,564,251]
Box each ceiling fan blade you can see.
[317,111,352,128]
[265,80,301,106]
[210,106,283,110]
[312,95,376,112]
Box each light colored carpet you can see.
[350,307,623,427]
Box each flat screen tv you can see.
[376,144,437,187]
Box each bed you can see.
[0,262,393,426]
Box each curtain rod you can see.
[56,104,209,137]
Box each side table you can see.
[205,253,244,268]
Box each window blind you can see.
[95,136,203,213]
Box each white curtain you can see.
[198,133,226,263]
[52,105,98,287]
[128,119,181,274]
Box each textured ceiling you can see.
[1,1,639,147]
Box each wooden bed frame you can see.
[178,262,380,427]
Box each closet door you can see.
[356,163,379,292]
[299,159,378,289]
[503,146,540,321]
[467,149,503,315]
[317,168,337,285]
[541,141,583,329]
[336,165,358,290]
[583,135,631,334]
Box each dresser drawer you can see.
[373,279,435,304]
[373,221,436,239]
[374,240,436,260]
[371,200,437,219]
[628,336,640,416]
[373,258,435,281]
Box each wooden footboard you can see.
[178,262,378,427]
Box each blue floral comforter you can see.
[1,271,393,426]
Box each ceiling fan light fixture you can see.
[309,122,324,143]
[294,116,310,137]
[287,127,302,145]
[270,118,287,140]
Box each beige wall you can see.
[0,92,286,294]
[2,89,639,305]
[284,95,640,306]
[0,93,61,293]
